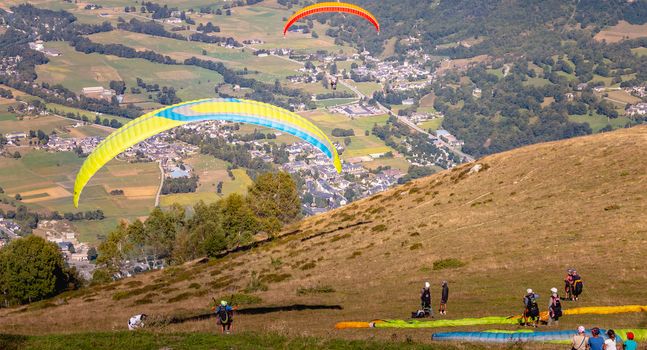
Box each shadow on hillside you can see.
[0,334,28,350]
[161,304,343,325]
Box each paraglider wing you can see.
[73,98,342,207]
[283,2,379,35]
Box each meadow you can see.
[0,150,160,243]
[35,42,224,103]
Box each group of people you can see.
[416,281,449,318]
[522,269,584,327]
[572,327,638,350]
[127,299,236,334]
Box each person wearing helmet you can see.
[420,281,433,317]
[588,327,604,350]
[571,326,589,350]
[438,281,449,316]
[128,313,147,330]
[213,300,234,334]
[624,331,638,350]
[547,287,562,326]
[522,288,540,327]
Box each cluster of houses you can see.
[329,103,382,117]
[626,102,647,116]
[39,220,96,280]
[435,129,465,149]
[351,60,431,87]
[0,218,21,248]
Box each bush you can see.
[410,243,423,250]
[433,258,466,270]
[296,285,335,296]
[371,224,387,232]
[167,292,192,303]
[300,262,316,270]
[260,273,292,283]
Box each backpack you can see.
[574,280,583,295]
[552,297,563,317]
[217,306,231,324]
[526,295,539,317]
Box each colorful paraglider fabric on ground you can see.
[283,2,379,35]
[73,98,342,207]
[431,329,647,343]
[335,305,647,329]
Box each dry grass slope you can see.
[1,126,646,348]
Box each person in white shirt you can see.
[128,314,147,330]
[604,329,623,350]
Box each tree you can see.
[95,222,130,275]
[0,236,72,305]
[87,247,98,261]
[221,193,258,247]
[246,172,301,229]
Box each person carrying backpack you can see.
[572,270,583,301]
[571,326,589,350]
[522,289,540,327]
[214,300,234,334]
[547,287,562,326]
[565,269,574,300]
[420,281,433,317]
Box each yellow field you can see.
[17,186,73,203]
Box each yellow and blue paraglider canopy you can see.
[73,98,342,207]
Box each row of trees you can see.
[161,176,199,194]
[93,172,301,281]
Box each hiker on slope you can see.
[213,300,235,334]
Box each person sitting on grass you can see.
[128,313,147,330]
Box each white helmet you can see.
[424,282,430,289]
[550,287,558,294]
[527,288,533,294]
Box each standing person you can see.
[439,281,449,315]
[571,326,589,350]
[128,314,147,330]
[588,327,605,350]
[604,329,622,350]
[565,269,574,300]
[572,270,584,301]
[624,331,638,350]
[547,287,562,326]
[522,289,540,327]
[421,281,433,317]
[214,300,234,334]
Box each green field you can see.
[315,98,357,108]
[569,114,632,133]
[160,168,252,208]
[353,81,383,97]
[0,150,159,243]
[88,30,302,84]
[419,117,444,131]
[35,42,224,102]
[47,103,131,126]
[523,77,551,87]
[0,331,475,350]
[0,115,72,134]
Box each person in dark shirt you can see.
[420,281,433,317]
[439,281,449,315]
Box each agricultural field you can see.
[593,20,647,43]
[418,117,444,131]
[0,150,160,243]
[35,42,224,103]
[631,47,647,56]
[88,30,301,84]
[352,81,383,97]
[160,167,252,208]
[0,115,72,135]
[604,90,643,105]
[568,113,632,133]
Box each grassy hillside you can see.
[1,126,646,348]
